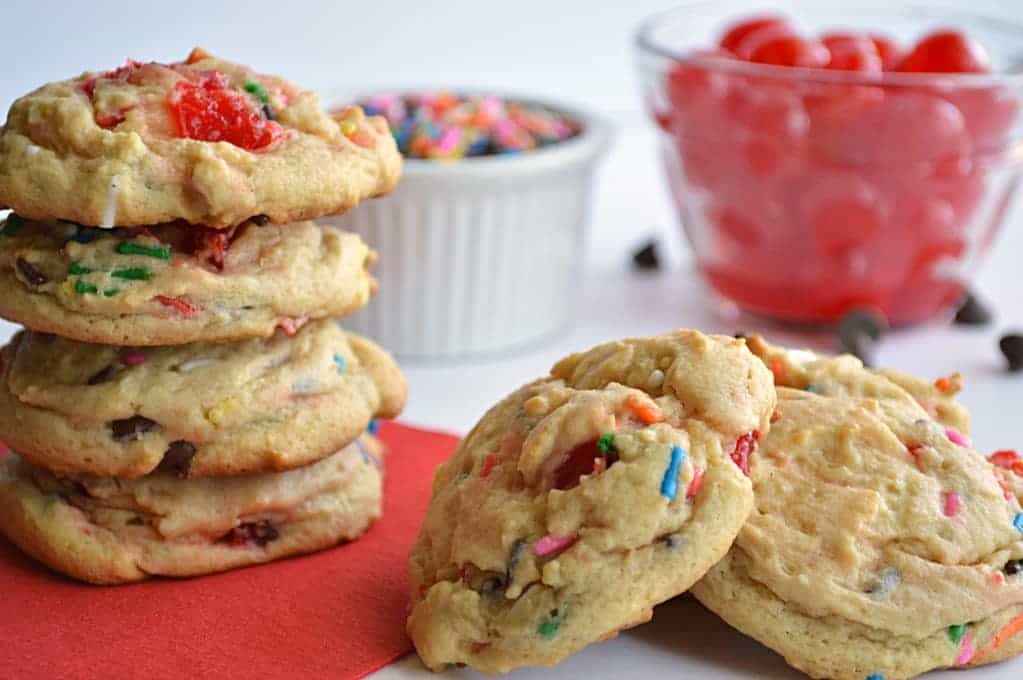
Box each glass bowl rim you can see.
[635,1,1023,87]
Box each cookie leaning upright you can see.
[691,337,1023,680]
[407,330,774,673]
[0,49,401,228]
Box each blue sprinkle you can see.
[805,384,819,393]
[866,675,885,680]
[660,446,686,501]
[356,438,381,469]
[367,418,380,435]
[1014,513,1023,533]
[333,352,346,375]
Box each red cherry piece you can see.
[730,432,758,476]
[168,80,283,151]
[720,16,791,54]
[480,453,498,478]
[732,23,797,61]
[821,33,883,72]
[896,30,990,74]
[869,35,904,70]
[155,295,200,317]
[750,36,830,68]
[991,450,1023,476]
[552,438,617,491]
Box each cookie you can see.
[0,215,376,345]
[0,434,385,584]
[0,320,406,478]
[407,330,775,672]
[691,338,1023,680]
[0,49,401,228]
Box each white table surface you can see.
[0,119,1019,680]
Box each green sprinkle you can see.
[115,241,171,260]
[1,214,24,236]
[948,623,968,645]
[74,280,98,294]
[455,472,470,483]
[103,289,119,297]
[538,607,565,640]
[597,433,616,455]
[111,266,152,281]
[68,262,93,275]
[244,81,269,104]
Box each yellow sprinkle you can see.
[341,121,357,137]
[205,397,239,427]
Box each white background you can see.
[3,2,1023,678]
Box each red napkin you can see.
[0,421,459,680]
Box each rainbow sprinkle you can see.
[956,632,975,665]
[866,675,885,680]
[538,607,566,640]
[533,533,577,557]
[121,351,145,366]
[333,352,346,375]
[949,623,968,645]
[597,433,616,455]
[1014,513,1023,533]
[367,418,380,435]
[661,445,686,501]
[946,427,969,447]
[359,92,580,160]
[943,492,961,518]
[116,241,171,260]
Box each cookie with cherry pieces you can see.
[407,329,774,672]
[0,49,401,228]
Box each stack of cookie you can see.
[0,50,406,584]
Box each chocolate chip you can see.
[479,576,506,598]
[631,239,660,271]
[109,415,158,442]
[161,440,196,477]
[222,520,280,547]
[261,104,276,121]
[837,309,886,367]
[87,365,116,385]
[249,214,270,226]
[506,539,527,582]
[1000,333,1023,373]
[953,292,992,326]
[1005,559,1022,576]
[15,258,47,287]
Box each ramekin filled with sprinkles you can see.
[323,90,610,359]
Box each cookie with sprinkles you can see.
[0,215,377,345]
[406,329,775,672]
[691,337,1023,680]
[0,49,401,228]
[0,434,385,584]
[0,319,405,478]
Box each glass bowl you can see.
[636,1,1023,325]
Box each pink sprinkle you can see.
[956,633,975,665]
[943,492,961,517]
[994,571,1006,587]
[946,428,969,447]
[436,126,462,154]
[121,351,145,366]
[533,533,577,557]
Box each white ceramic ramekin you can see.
[321,94,611,360]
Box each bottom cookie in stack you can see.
[0,434,385,584]
[692,338,1023,680]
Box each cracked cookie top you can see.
[406,329,774,672]
[0,49,401,228]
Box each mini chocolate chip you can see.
[479,576,506,598]
[126,516,146,526]
[87,364,116,385]
[16,258,47,287]
[953,292,992,326]
[506,539,527,582]
[838,309,886,367]
[261,104,276,121]
[733,332,748,340]
[1000,333,1023,373]
[109,415,158,442]
[161,440,196,477]
[1006,559,1023,576]
[631,239,660,271]
[249,214,270,226]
